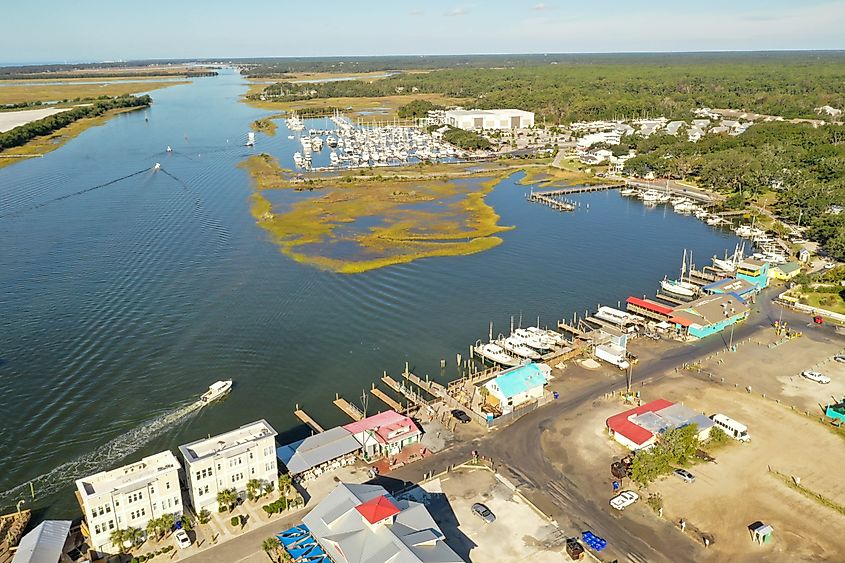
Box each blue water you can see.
[0,69,740,518]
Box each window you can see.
[98,506,104,516]
[141,508,146,517]
[166,481,171,490]
[249,452,253,460]
[106,505,111,513]
[203,485,209,494]
[196,471,201,481]
[197,488,203,497]
[251,468,255,475]
[150,486,154,494]
[175,497,180,506]
[108,520,115,530]
[95,524,101,534]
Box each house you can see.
[769,262,801,281]
[277,426,362,479]
[179,420,278,512]
[669,293,750,339]
[576,131,621,151]
[444,108,534,130]
[74,451,182,554]
[736,259,770,289]
[606,399,714,450]
[665,121,686,136]
[11,520,72,563]
[300,483,463,563]
[579,148,612,165]
[343,411,422,460]
[483,362,551,414]
[687,127,704,142]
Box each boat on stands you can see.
[660,278,697,297]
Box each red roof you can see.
[355,495,400,524]
[626,296,673,316]
[606,399,674,446]
[343,410,420,445]
[668,315,694,327]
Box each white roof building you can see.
[302,483,463,563]
[179,419,278,512]
[11,520,72,563]
[444,108,534,130]
[75,451,182,554]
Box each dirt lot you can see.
[414,469,570,562]
[692,327,845,415]
[542,359,845,563]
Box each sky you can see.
[2,0,844,63]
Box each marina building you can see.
[736,259,771,289]
[669,293,750,339]
[606,399,714,450]
[483,362,551,415]
[444,108,534,130]
[769,262,801,281]
[277,426,361,480]
[75,451,182,554]
[179,419,278,512]
[702,277,758,300]
[300,482,463,563]
[11,520,72,563]
[343,411,422,460]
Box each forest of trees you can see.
[622,122,845,260]
[252,54,845,122]
[397,99,442,119]
[0,95,152,150]
[440,126,492,150]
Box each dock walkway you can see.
[370,384,403,412]
[293,406,324,433]
[332,394,363,421]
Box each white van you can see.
[710,413,750,442]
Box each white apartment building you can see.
[75,451,182,554]
[179,419,278,512]
[444,108,534,130]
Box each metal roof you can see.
[303,483,463,563]
[277,427,361,475]
[12,520,71,563]
[490,363,549,399]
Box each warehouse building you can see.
[606,399,714,450]
[444,108,534,130]
[483,362,551,415]
[669,293,749,339]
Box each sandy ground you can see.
[416,469,569,562]
[542,342,845,563]
[0,107,71,132]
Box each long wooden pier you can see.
[294,405,324,433]
[333,394,363,421]
[382,374,427,407]
[539,184,624,196]
[528,191,575,211]
[557,321,583,336]
[370,384,403,412]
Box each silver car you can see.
[673,468,695,483]
[471,503,496,523]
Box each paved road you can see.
[390,291,823,563]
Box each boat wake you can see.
[0,399,204,510]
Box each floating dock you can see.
[527,191,576,211]
[294,405,324,433]
[382,374,427,408]
[333,394,364,421]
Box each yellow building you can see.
[770,262,801,281]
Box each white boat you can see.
[287,135,295,140]
[166,146,172,153]
[246,132,255,147]
[327,136,338,148]
[712,257,736,272]
[153,163,161,170]
[474,342,519,367]
[706,216,723,226]
[661,278,697,297]
[200,380,232,405]
[501,337,542,360]
[619,187,639,196]
[524,326,565,347]
[329,151,339,165]
[513,328,552,350]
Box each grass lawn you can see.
[799,291,845,315]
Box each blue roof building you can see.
[702,277,758,299]
[484,363,551,414]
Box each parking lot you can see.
[412,468,570,562]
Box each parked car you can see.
[451,409,472,424]
[174,529,191,549]
[833,355,845,364]
[673,468,695,483]
[609,490,639,511]
[801,370,831,384]
[471,503,496,523]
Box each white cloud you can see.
[533,2,552,10]
[447,7,468,17]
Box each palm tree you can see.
[146,517,162,542]
[246,479,263,502]
[159,513,176,537]
[278,474,292,498]
[126,526,144,548]
[217,488,238,512]
[109,529,128,554]
[262,537,281,562]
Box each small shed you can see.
[748,521,774,544]
[797,248,811,263]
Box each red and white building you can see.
[606,399,714,450]
[343,410,422,460]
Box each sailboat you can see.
[660,249,699,297]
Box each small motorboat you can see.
[153,163,161,171]
[200,380,232,405]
